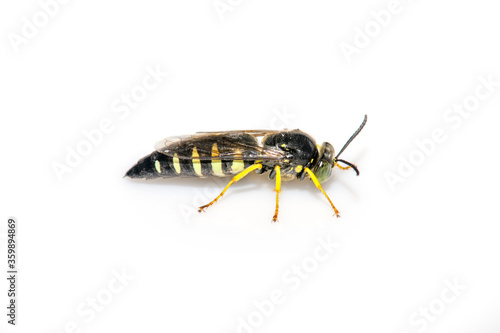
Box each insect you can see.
[125,115,367,222]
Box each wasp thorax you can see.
[262,130,319,181]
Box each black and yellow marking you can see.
[159,135,260,178]
[192,147,202,176]
[133,139,259,180]
[154,159,161,174]
[211,143,224,177]
[126,115,367,221]
[172,153,181,174]
[230,150,245,174]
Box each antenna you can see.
[335,115,367,159]
[336,159,359,176]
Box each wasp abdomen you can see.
[125,147,255,179]
[125,151,174,179]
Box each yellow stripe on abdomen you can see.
[173,154,181,174]
[154,159,161,174]
[192,147,203,177]
[211,143,225,177]
[231,150,245,173]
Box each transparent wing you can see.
[195,129,281,136]
[154,131,285,161]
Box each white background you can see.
[1,0,500,332]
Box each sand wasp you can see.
[126,115,367,222]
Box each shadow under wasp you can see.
[125,115,367,222]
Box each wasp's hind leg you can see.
[304,167,340,217]
[198,163,263,213]
[272,165,281,223]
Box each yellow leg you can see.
[198,163,263,213]
[272,165,281,222]
[304,167,340,217]
[335,162,351,171]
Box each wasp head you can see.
[311,142,335,183]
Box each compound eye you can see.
[315,160,333,183]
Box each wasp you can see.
[125,115,367,222]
